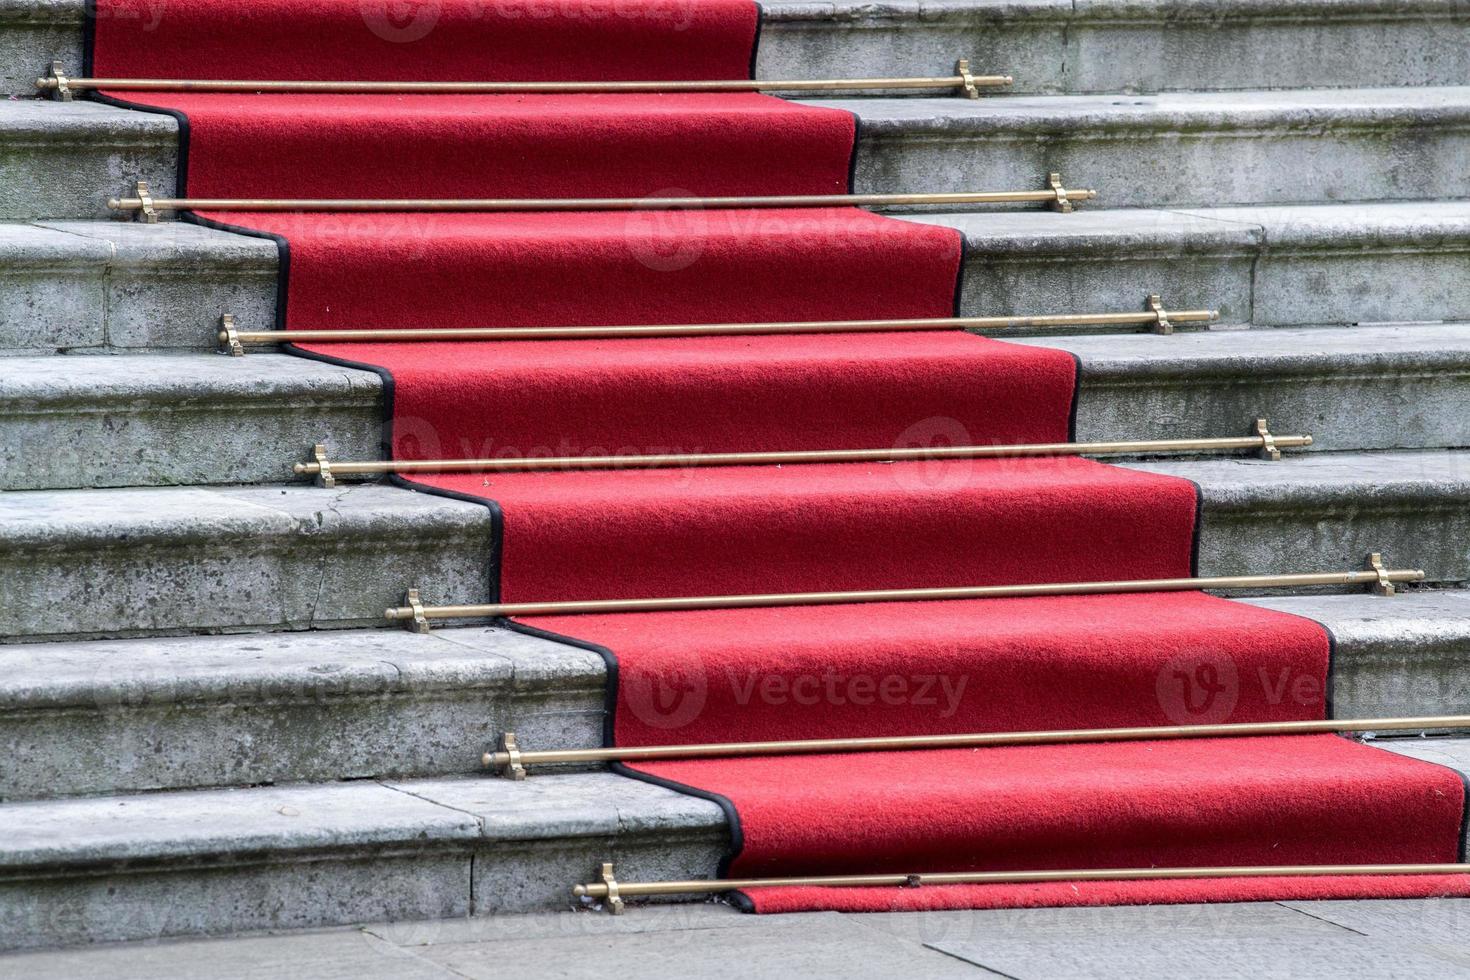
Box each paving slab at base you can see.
[757,0,1470,95]
[0,483,492,641]
[3,589,1469,801]
[909,202,1470,327]
[836,87,1470,207]
[0,773,727,951]
[0,625,606,800]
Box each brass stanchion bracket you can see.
[404,587,431,632]
[1048,173,1074,213]
[1147,294,1174,335]
[498,732,527,780]
[599,863,625,915]
[955,59,981,99]
[1254,419,1281,461]
[218,313,244,356]
[47,62,72,101]
[132,180,160,223]
[310,444,335,488]
[1367,553,1398,597]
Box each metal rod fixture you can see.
[574,861,1470,912]
[387,554,1419,629]
[40,59,1008,98]
[108,175,1095,221]
[218,295,1215,352]
[486,715,1470,777]
[298,421,1307,485]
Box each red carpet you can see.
[91,0,1470,912]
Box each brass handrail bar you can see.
[108,174,1095,221]
[218,297,1216,351]
[298,423,1308,485]
[486,715,1470,777]
[572,862,1470,912]
[385,555,1419,628]
[39,58,1009,98]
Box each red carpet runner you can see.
[92,0,1470,912]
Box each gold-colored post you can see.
[485,715,1470,773]
[572,863,1470,904]
[221,298,1218,348]
[386,557,1423,624]
[298,428,1311,480]
[40,67,1011,97]
[106,181,1098,217]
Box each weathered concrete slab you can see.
[0,100,175,220]
[0,483,492,640]
[0,625,605,800]
[0,773,726,950]
[0,0,82,96]
[909,202,1470,326]
[758,0,1470,94]
[837,87,1470,206]
[1030,323,1470,454]
[0,220,276,353]
[0,353,383,489]
[1133,450,1470,585]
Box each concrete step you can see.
[5,202,1470,353]
[758,0,1470,95]
[3,450,1470,641]
[0,772,728,950]
[8,87,1470,219]
[5,0,1469,97]
[0,739,1465,951]
[4,592,1470,802]
[9,322,1470,490]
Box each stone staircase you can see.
[2,0,1470,953]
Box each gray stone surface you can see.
[836,87,1470,206]
[0,353,383,489]
[1133,450,1470,585]
[1246,591,1470,718]
[1030,322,1470,454]
[0,100,175,220]
[0,483,492,640]
[0,0,81,96]
[0,773,727,950]
[0,625,605,799]
[758,0,1470,94]
[908,201,1470,326]
[0,220,277,353]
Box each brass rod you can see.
[386,566,1424,621]
[486,715,1470,769]
[108,189,1096,214]
[228,308,1219,345]
[573,863,1470,899]
[40,74,1011,94]
[302,433,1312,478]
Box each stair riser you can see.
[6,597,1470,799]
[6,214,1470,353]
[756,4,1470,95]
[2,471,1467,640]
[11,349,1470,490]
[0,6,80,96]
[9,104,1470,221]
[0,832,725,951]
